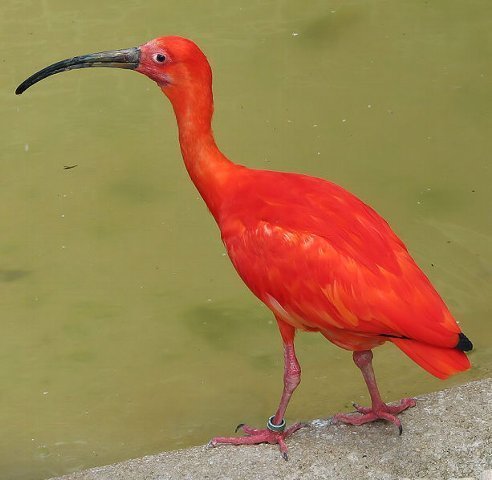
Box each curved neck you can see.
[162,82,235,217]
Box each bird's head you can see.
[15,36,212,102]
[137,36,211,89]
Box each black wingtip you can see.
[456,333,473,352]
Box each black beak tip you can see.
[16,77,35,95]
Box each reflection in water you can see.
[182,302,274,351]
[0,270,30,282]
[1,0,491,479]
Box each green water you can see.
[1,1,491,478]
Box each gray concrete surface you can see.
[51,378,491,480]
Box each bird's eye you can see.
[153,53,166,63]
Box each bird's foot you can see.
[333,397,416,434]
[208,417,307,460]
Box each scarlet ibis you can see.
[16,36,473,459]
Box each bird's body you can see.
[221,170,458,349]
[16,35,473,459]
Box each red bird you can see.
[17,36,473,459]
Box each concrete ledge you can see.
[51,378,491,480]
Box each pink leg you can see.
[333,350,416,434]
[209,321,306,459]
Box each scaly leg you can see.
[333,350,416,434]
[209,320,306,459]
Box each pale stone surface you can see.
[50,379,491,480]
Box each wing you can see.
[218,169,461,350]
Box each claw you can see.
[399,424,403,436]
[282,451,288,461]
[235,423,245,433]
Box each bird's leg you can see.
[209,322,306,459]
[333,350,416,434]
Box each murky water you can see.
[1,1,491,478]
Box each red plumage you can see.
[219,169,468,378]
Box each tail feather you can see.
[391,338,471,380]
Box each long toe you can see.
[384,397,416,414]
[334,411,378,426]
[236,424,262,435]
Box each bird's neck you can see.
[163,83,237,218]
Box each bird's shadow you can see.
[298,6,364,48]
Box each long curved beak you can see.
[15,47,141,95]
